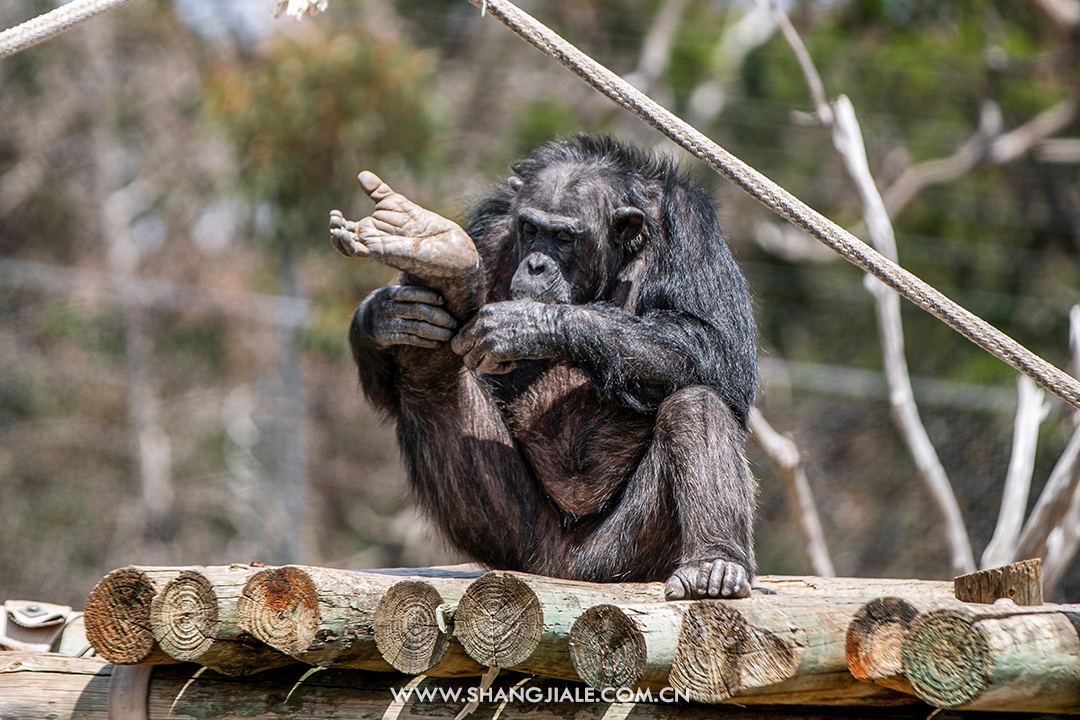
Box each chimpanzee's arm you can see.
[452,299,756,424]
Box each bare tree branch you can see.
[883,100,1078,216]
[687,3,777,127]
[749,408,835,577]
[1041,305,1080,594]
[767,0,977,574]
[624,0,690,95]
[1036,138,1080,163]
[1043,477,1080,594]
[1027,0,1080,31]
[981,376,1051,569]
[1014,306,1080,563]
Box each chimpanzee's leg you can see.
[394,367,562,571]
[568,385,756,598]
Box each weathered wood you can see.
[845,596,937,694]
[236,565,484,676]
[901,604,1080,712]
[8,652,1062,719]
[84,566,185,665]
[755,576,954,598]
[150,565,295,676]
[569,603,684,691]
[454,571,665,679]
[669,597,917,706]
[954,558,1043,605]
[373,578,487,676]
[237,565,397,671]
[0,651,989,720]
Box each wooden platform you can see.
[2,562,1077,718]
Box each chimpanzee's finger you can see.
[358,171,396,202]
[384,285,445,306]
[664,572,691,601]
[388,301,457,330]
[380,332,441,349]
[722,563,749,598]
[331,227,368,257]
[381,318,453,342]
[329,210,359,233]
[451,320,479,355]
[693,564,710,598]
[707,559,727,597]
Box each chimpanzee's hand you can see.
[665,559,751,600]
[330,172,479,278]
[361,285,458,350]
[451,299,565,374]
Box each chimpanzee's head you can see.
[505,149,649,305]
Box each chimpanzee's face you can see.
[508,166,644,305]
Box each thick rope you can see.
[0,0,136,60]
[468,0,1080,411]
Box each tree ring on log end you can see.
[901,609,991,708]
[569,604,646,690]
[85,567,160,664]
[670,601,799,703]
[455,572,543,668]
[152,570,221,661]
[374,580,450,674]
[669,602,746,702]
[845,596,917,681]
[236,566,320,657]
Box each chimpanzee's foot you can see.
[330,172,480,278]
[665,559,751,600]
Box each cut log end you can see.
[85,567,174,665]
[845,596,918,682]
[669,601,799,703]
[455,572,543,668]
[374,580,450,674]
[901,609,990,708]
[236,566,320,657]
[569,604,647,690]
[954,558,1043,606]
[151,570,220,661]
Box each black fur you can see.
[350,135,758,596]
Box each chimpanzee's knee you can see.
[655,385,744,448]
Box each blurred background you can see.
[1,0,1077,607]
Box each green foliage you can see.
[203,25,438,246]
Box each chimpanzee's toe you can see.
[664,559,751,600]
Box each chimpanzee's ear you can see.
[508,176,524,192]
[612,206,645,244]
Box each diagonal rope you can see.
[0,0,137,60]
[466,0,1080,411]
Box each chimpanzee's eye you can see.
[555,230,573,244]
[522,221,537,238]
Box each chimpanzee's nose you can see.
[526,252,548,276]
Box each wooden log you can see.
[845,596,938,694]
[237,565,394,671]
[84,566,185,665]
[454,571,665,679]
[150,565,295,676]
[669,597,917,706]
[954,558,1043,605]
[754,576,954,598]
[236,565,484,675]
[901,604,1080,712]
[1,652,997,720]
[373,578,486,676]
[569,603,684,691]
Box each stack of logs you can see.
[76,560,1080,713]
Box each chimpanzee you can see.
[330,136,757,599]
